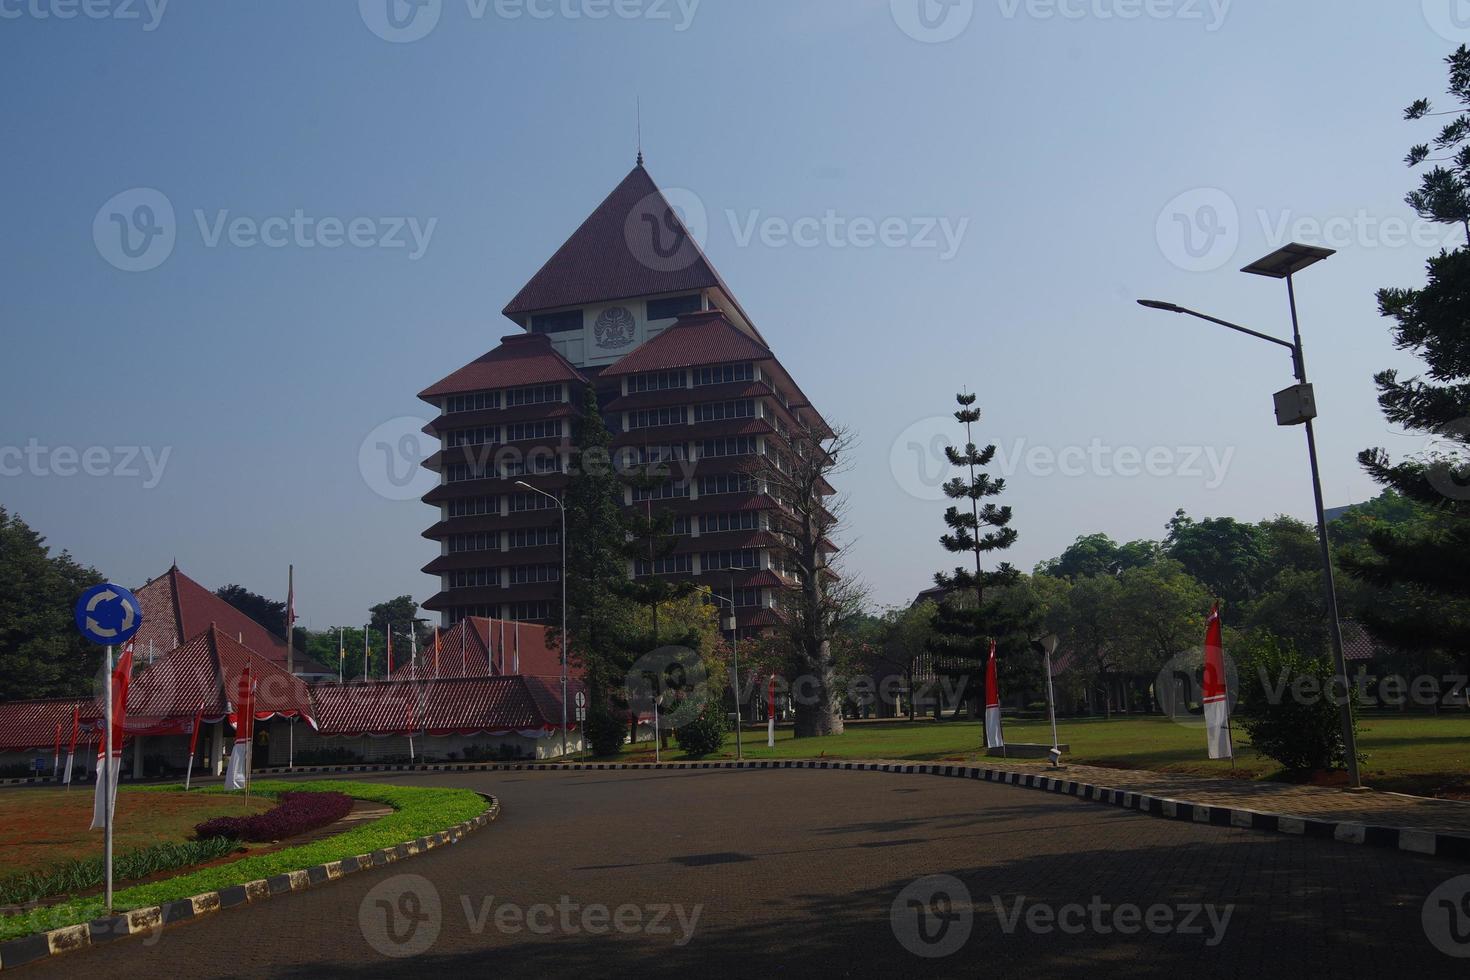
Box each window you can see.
[500,453,562,478]
[635,554,693,576]
[510,492,559,513]
[446,426,499,448]
[629,370,686,393]
[701,549,760,571]
[507,384,562,407]
[449,605,500,625]
[670,515,692,535]
[697,437,757,459]
[508,527,560,549]
[448,496,498,517]
[506,420,563,442]
[624,444,688,466]
[707,587,763,608]
[508,601,553,621]
[530,310,583,335]
[693,363,754,387]
[633,480,690,502]
[700,511,760,533]
[445,391,501,414]
[508,565,560,585]
[628,407,686,429]
[647,294,702,321]
[448,532,498,554]
[448,568,500,589]
[693,399,755,422]
[446,463,490,484]
[698,473,755,497]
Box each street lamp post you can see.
[516,481,569,759]
[693,582,742,761]
[1138,242,1362,788]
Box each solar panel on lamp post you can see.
[1136,242,1362,788]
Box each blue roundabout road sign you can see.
[74,583,144,646]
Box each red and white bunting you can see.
[91,642,134,831]
[1203,603,1232,760]
[984,639,1005,751]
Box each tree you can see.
[1235,635,1362,774]
[369,596,428,669]
[929,392,1020,717]
[750,412,857,738]
[215,585,285,637]
[1164,510,1265,608]
[0,508,105,701]
[866,602,936,721]
[562,385,633,727]
[619,457,696,646]
[1348,47,1470,656]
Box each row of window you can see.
[629,370,685,394]
[696,436,757,459]
[447,528,562,553]
[700,549,761,571]
[694,399,756,422]
[705,587,764,608]
[632,480,690,502]
[694,363,755,387]
[506,419,562,442]
[448,496,498,518]
[446,602,553,624]
[628,407,686,430]
[635,555,693,577]
[448,566,561,589]
[446,456,562,483]
[446,426,499,448]
[445,385,563,414]
[700,511,761,533]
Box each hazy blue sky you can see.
[0,0,1460,628]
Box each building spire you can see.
[636,96,644,167]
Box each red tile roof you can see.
[601,310,773,377]
[126,625,317,730]
[502,164,723,317]
[131,565,330,676]
[310,675,583,737]
[0,698,95,753]
[419,334,587,400]
[397,618,576,682]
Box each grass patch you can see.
[0,790,271,877]
[598,714,1470,793]
[0,781,487,943]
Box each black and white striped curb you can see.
[0,795,499,971]
[255,757,1470,862]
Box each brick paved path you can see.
[974,758,1470,833]
[19,768,1470,978]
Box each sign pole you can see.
[103,643,113,913]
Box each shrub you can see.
[674,694,730,758]
[294,747,363,766]
[195,791,354,842]
[584,704,627,757]
[1236,636,1363,774]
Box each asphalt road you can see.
[21,768,1470,978]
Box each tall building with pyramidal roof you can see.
[419,161,835,634]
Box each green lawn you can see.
[601,713,1470,797]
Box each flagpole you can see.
[103,644,113,913]
[285,564,294,676]
[338,627,344,685]
[363,624,369,682]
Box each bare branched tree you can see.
[747,418,860,737]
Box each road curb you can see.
[252,757,1470,862]
[0,794,500,972]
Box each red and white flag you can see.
[225,665,255,790]
[984,639,1005,750]
[1203,603,1233,760]
[91,641,134,830]
[63,705,79,785]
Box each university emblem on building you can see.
[594,306,637,349]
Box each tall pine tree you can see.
[562,384,633,750]
[1347,47,1470,657]
[927,392,1020,718]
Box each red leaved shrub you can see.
[196,791,354,843]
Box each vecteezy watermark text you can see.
[0,0,168,30]
[0,440,171,489]
[359,0,701,42]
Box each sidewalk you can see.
[977,757,1470,835]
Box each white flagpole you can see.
[363,624,369,681]
[338,627,344,684]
